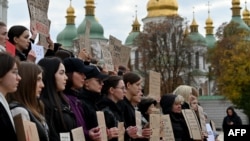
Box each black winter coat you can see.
[0,103,17,141]
[43,98,76,141]
[97,97,124,141]
[78,88,102,130]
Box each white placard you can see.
[31,43,44,63]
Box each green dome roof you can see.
[230,0,250,30]
[77,16,106,40]
[125,32,140,46]
[230,16,250,30]
[57,25,77,49]
[187,32,207,46]
[205,35,216,48]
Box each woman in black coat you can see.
[97,75,126,141]
[222,106,242,131]
[160,94,192,141]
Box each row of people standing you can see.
[0,51,152,141]
[1,22,210,141]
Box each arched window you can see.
[195,52,199,69]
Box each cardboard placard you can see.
[119,45,131,67]
[210,120,216,132]
[151,107,161,114]
[71,127,85,141]
[135,111,142,136]
[109,35,122,66]
[118,122,125,141]
[198,105,207,133]
[27,0,50,47]
[96,111,108,141]
[149,114,161,141]
[148,70,161,101]
[160,115,175,141]
[27,0,50,35]
[14,114,39,141]
[60,133,71,141]
[78,35,91,55]
[182,109,202,140]
[100,43,114,71]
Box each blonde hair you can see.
[173,85,192,103]
[174,95,184,104]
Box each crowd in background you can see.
[0,21,242,141]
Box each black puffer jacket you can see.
[78,88,102,130]
[0,103,17,141]
[97,97,124,141]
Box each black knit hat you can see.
[138,97,157,115]
[160,94,177,114]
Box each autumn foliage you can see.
[209,22,250,118]
[135,16,192,94]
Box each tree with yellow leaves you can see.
[209,22,250,118]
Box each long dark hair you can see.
[7,62,44,121]
[38,57,68,129]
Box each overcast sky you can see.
[7,0,243,44]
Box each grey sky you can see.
[7,0,242,43]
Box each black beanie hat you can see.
[138,97,157,115]
[160,94,177,114]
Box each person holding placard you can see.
[63,58,103,141]
[8,25,37,62]
[38,57,77,141]
[0,52,21,141]
[160,93,192,141]
[117,72,152,141]
[7,62,49,141]
[97,75,126,141]
[173,85,197,109]
[79,65,109,140]
[174,85,208,140]
[137,97,157,126]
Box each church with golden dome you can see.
[55,0,250,97]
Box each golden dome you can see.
[66,1,76,24]
[146,0,178,18]
[86,0,94,6]
[206,16,213,25]
[232,0,240,5]
[67,4,75,15]
[243,8,250,17]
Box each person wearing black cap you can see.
[160,94,192,141]
[63,58,102,141]
[78,65,109,139]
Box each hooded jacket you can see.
[160,94,192,141]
